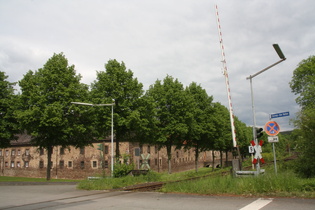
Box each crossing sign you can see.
[264,121,280,136]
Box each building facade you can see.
[0,135,231,179]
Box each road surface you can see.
[0,184,314,210]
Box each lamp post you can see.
[71,100,115,177]
[246,44,286,175]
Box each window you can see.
[40,148,44,155]
[24,161,29,168]
[25,149,30,156]
[80,161,84,169]
[39,161,44,168]
[147,146,151,154]
[17,161,21,168]
[104,160,109,168]
[5,150,9,156]
[80,147,85,155]
[11,161,15,168]
[92,161,97,168]
[155,158,158,165]
[11,150,15,156]
[0,150,2,156]
[60,148,65,155]
[140,145,143,154]
[104,146,109,154]
[59,160,64,169]
[5,162,8,167]
[17,149,21,156]
[68,161,73,168]
[135,148,140,156]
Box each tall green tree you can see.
[234,116,252,159]
[0,71,18,148]
[289,55,315,177]
[289,55,315,109]
[90,59,144,160]
[212,102,232,169]
[185,82,215,172]
[16,53,93,180]
[144,76,193,174]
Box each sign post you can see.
[265,121,280,175]
[249,146,255,169]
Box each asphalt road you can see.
[0,184,314,210]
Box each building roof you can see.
[9,133,116,147]
[10,134,33,146]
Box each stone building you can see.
[0,134,231,179]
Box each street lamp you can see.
[246,44,286,175]
[71,100,115,177]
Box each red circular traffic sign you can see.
[264,121,280,136]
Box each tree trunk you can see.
[220,150,223,168]
[212,150,215,172]
[195,146,199,172]
[167,144,172,174]
[115,139,120,163]
[225,150,228,167]
[46,146,53,181]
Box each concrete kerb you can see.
[0,181,79,186]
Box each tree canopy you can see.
[290,55,315,109]
[0,71,18,148]
[290,55,315,178]
[16,53,94,180]
[185,82,215,171]
[0,52,253,176]
[90,59,144,159]
[144,76,194,173]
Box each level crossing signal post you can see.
[246,44,286,176]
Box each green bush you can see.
[113,163,134,178]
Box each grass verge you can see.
[161,169,315,198]
[77,167,228,190]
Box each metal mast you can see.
[215,5,237,147]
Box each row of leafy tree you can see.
[1,53,255,179]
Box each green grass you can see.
[77,167,228,190]
[0,176,79,182]
[159,167,225,181]
[77,161,315,198]
[161,169,315,198]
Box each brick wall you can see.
[0,142,231,179]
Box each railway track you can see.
[120,170,231,192]
[121,182,165,192]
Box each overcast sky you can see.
[1,0,314,132]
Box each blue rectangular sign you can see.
[270,111,290,119]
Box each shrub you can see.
[113,163,134,178]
